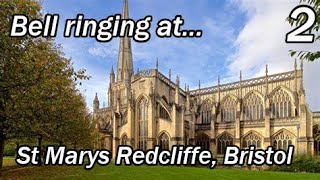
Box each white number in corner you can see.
[286,5,316,43]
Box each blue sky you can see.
[42,0,320,111]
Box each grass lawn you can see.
[2,157,320,180]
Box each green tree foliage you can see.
[0,0,92,173]
[289,0,320,61]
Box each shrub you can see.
[270,155,320,173]
[4,142,17,157]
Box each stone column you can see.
[210,123,216,155]
[264,98,271,148]
[127,102,135,147]
[112,113,119,159]
[190,113,196,145]
[171,103,178,146]
[180,106,185,145]
[235,102,241,147]
[147,98,155,149]
[298,105,308,154]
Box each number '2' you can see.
[286,5,316,43]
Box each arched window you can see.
[138,98,148,151]
[315,137,320,156]
[313,125,320,155]
[270,89,292,119]
[159,133,170,150]
[201,100,212,124]
[221,96,237,122]
[272,130,295,150]
[243,93,264,120]
[217,132,234,154]
[196,134,210,150]
[121,135,128,145]
[159,105,170,120]
[242,132,262,148]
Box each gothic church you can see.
[93,0,320,158]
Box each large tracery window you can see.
[243,93,264,120]
[270,89,292,119]
[201,100,212,124]
[217,132,234,154]
[159,132,170,150]
[272,130,294,150]
[221,96,237,122]
[138,98,148,151]
[196,134,210,150]
[242,132,262,148]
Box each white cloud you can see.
[229,0,320,111]
[203,17,236,44]
[88,40,119,59]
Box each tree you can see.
[0,0,90,173]
[0,0,42,173]
[288,0,320,61]
[50,91,94,149]
[6,42,87,164]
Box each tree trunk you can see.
[15,142,19,159]
[37,135,42,165]
[0,135,6,176]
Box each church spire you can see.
[111,65,114,75]
[122,0,129,19]
[110,65,115,83]
[94,93,99,102]
[117,0,133,82]
[93,93,100,111]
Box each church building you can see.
[93,0,320,157]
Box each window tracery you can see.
[242,132,262,148]
[159,133,170,150]
[159,105,170,120]
[270,89,292,119]
[243,93,264,120]
[217,132,234,154]
[221,96,237,122]
[272,130,294,150]
[201,100,212,124]
[138,97,148,151]
[196,134,210,150]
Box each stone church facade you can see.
[93,0,320,157]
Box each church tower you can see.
[110,0,134,107]
[111,0,134,156]
[93,0,317,157]
[117,0,133,82]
